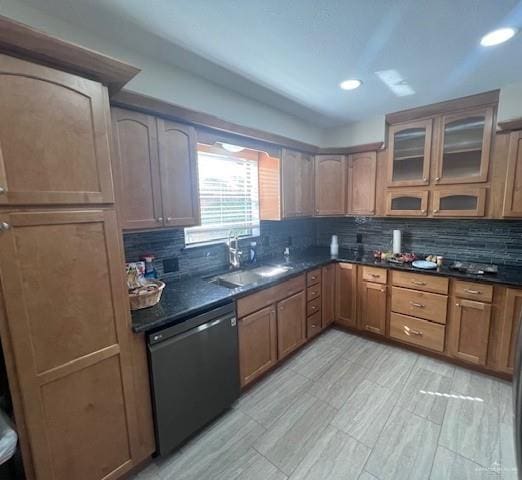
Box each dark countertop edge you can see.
[132,252,522,333]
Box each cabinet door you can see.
[0,209,139,480]
[314,155,346,216]
[277,291,306,359]
[335,263,357,328]
[498,288,522,373]
[503,130,522,217]
[0,54,114,205]
[432,188,486,217]
[387,120,432,187]
[448,299,491,365]
[322,264,336,327]
[238,306,277,387]
[385,190,429,216]
[435,107,494,185]
[157,119,200,227]
[281,149,298,218]
[299,153,315,216]
[360,282,387,335]
[347,152,377,215]
[111,108,163,230]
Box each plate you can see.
[412,260,437,270]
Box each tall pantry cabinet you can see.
[0,53,149,479]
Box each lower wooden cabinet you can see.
[335,263,357,327]
[277,291,306,359]
[497,288,522,373]
[322,264,336,327]
[238,306,277,387]
[448,298,492,365]
[359,282,387,335]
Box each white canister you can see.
[392,230,402,255]
[330,235,339,257]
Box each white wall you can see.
[320,115,386,148]
[498,83,522,124]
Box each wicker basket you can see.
[129,280,165,311]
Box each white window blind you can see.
[185,151,260,245]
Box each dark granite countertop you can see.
[131,247,522,333]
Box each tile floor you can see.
[132,328,517,480]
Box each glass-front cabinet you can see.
[432,188,487,217]
[387,119,432,187]
[435,107,494,185]
[385,190,429,216]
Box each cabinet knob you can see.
[456,303,460,307]
[166,217,173,222]
[0,222,10,232]
[279,306,284,311]
[0,186,5,194]
[380,289,385,292]
[433,209,439,213]
[435,177,440,181]
[311,324,318,328]
[423,177,427,182]
[315,209,319,213]
[421,209,427,213]
[157,217,163,222]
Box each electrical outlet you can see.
[356,233,363,244]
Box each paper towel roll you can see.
[392,230,402,254]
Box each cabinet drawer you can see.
[307,311,322,338]
[362,266,387,284]
[306,268,322,286]
[392,271,448,294]
[391,287,448,324]
[307,284,321,301]
[237,274,305,318]
[390,313,445,352]
[307,297,321,317]
[453,280,493,303]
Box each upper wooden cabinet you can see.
[503,130,522,217]
[385,190,429,216]
[387,119,432,187]
[431,187,487,217]
[435,107,494,185]
[281,149,314,218]
[0,54,114,205]
[347,152,377,215]
[111,108,200,230]
[314,155,346,216]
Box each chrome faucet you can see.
[227,231,242,269]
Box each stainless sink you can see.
[209,264,293,289]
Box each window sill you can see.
[183,235,260,250]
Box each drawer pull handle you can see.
[411,280,426,286]
[311,276,317,280]
[464,289,481,295]
[311,291,318,296]
[311,305,317,310]
[404,326,423,336]
[311,324,318,328]
[409,301,425,308]
[371,274,380,278]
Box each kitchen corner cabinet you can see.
[111,107,200,230]
[0,209,142,480]
[359,281,387,335]
[277,291,306,359]
[238,306,277,387]
[347,152,377,215]
[502,130,522,217]
[314,155,346,216]
[385,190,429,216]
[322,264,336,327]
[335,263,357,328]
[281,149,314,217]
[0,54,114,206]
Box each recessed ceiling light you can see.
[480,27,517,46]
[221,143,245,153]
[339,79,362,90]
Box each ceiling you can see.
[18,0,522,127]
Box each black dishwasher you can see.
[148,302,239,456]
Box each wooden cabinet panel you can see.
[322,264,336,327]
[300,153,315,216]
[0,54,114,205]
[314,155,346,216]
[503,130,522,217]
[281,149,314,218]
[448,298,491,365]
[360,282,387,335]
[391,287,448,324]
[307,311,322,339]
[385,190,429,216]
[307,284,321,301]
[157,119,200,227]
[390,312,445,352]
[306,268,322,286]
[277,291,306,359]
[453,281,493,303]
[361,266,387,285]
[432,188,486,217]
[111,108,163,229]
[347,152,377,215]
[392,270,448,294]
[0,209,139,480]
[498,288,522,373]
[335,263,357,328]
[307,297,321,317]
[238,306,277,387]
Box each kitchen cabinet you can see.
[387,119,432,187]
[335,263,357,328]
[281,149,314,217]
[306,269,322,338]
[322,264,336,327]
[238,306,277,387]
[111,108,200,230]
[277,291,306,359]
[497,288,522,373]
[314,155,346,216]
[448,298,492,365]
[359,282,387,335]
[434,107,494,185]
[0,53,114,206]
[347,152,377,215]
[385,190,429,216]
[502,130,522,217]
[0,209,141,480]
[431,187,487,217]
[390,313,445,352]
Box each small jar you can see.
[436,256,444,267]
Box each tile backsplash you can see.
[124,217,522,280]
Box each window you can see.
[185,147,260,245]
